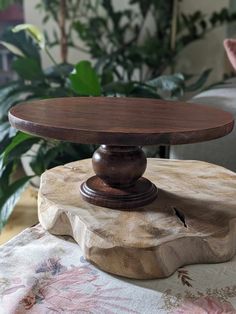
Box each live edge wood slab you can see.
[9,97,234,209]
[39,158,236,279]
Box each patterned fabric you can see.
[1,224,236,313]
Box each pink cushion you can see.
[224,39,236,71]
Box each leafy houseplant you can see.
[0,0,235,231]
[0,24,102,230]
[72,0,236,81]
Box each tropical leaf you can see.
[0,82,21,101]
[0,28,40,61]
[13,24,45,49]
[0,41,25,57]
[12,57,44,80]
[103,81,135,96]
[147,73,185,97]
[0,121,10,138]
[1,132,40,166]
[128,84,161,98]
[185,69,212,92]
[30,142,62,176]
[0,176,32,231]
[69,61,101,96]
[45,63,74,83]
[0,122,15,143]
[129,0,151,17]
[0,126,17,154]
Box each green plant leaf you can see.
[1,28,41,61]
[45,63,74,81]
[103,81,134,96]
[0,82,45,123]
[12,57,44,80]
[129,85,161,99]
[0,176,32,231]
[0,82,22,103]
[0,161,15,195]
[12,24,45,49]
[2,132,40,166]
[30,142,61,175]
[73,21,87,40]
[147,74,185,97]
[0,122,12,142]
[0,93,32,119]
[129,0,151,17]
[0,124,17,155]
[0,41,25,57]
[185,69,212,92]
[69,61,101,96]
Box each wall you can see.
[24,0,230,82]
[176,0,230,83]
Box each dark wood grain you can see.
[8,97,234,146]
[92,145,146,187]
[8,96,235,209]
[80,145,157,209]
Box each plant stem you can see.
[45,47,58,67]
[59,0,68,63]
[170,0,178,51]
[44,45,66,83]
[170,0,178,74]
[72,43,89,53]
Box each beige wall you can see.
[24,0,230,82]
[177,0,230,83]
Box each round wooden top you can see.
[9,97,234,145]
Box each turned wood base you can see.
[80,176,157,209]
[38,158,236,279]
[80,145,158,209]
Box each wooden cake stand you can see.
[9,97,235,279]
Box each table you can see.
[9,97,234,210]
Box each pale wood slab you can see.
[38,159,236,279]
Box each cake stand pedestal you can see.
[9,97,235,278]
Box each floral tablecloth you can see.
[0,224,236,314]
